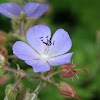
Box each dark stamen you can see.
[53,41,55,45]
[50,43,52,45]
[43,42,48,45]
[39,37,43,39]
[49,40,51,43]
[41,37,55,46]
[46,36,49,38]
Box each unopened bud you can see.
[24,93,38,100]
[61,63,76,69]
[0,31,7,45]
[61,69,77,78]
[5,84,20,100]
[20,11,26,20]
[0,67,6,76]
[0,54,6,75]
[60,63,77,78]
[0,46,7,75]
[60,63,88,79]
[58,82,81,100]
[0,53,5,63]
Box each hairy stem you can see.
[4,66,18,73]
[46,70,60,79]
[34,81,43,93]
[40,72,59,87]
[14,77,22,90]
[8,55,17,59]
[21,20,26,39]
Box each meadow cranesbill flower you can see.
[0,2,49,19]
[13,25,73,73]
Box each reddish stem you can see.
[74,96,82,100]
[4,66,18,73]
[14,77,22,90]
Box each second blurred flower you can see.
[0,2,49,19]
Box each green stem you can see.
[21,20,24,36]
[8,55,16,59]
[25,73,39,82]
[34,81,42,93]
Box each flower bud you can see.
[20,11,26,20]
[60,63,77,78]
[58,82,81,100]
[5,84,20,100]
[0,53,5,63]
[0,31,8,46]
[60,63,88,79]
[24,93,38,100]
[0,46,7,75]
[58,82,76,98]
[0,54,6,75]
[0,66,6,75]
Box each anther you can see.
[43,42,48,45]
[39,37,43,39]
[53,41,55,45]
[46,36,49,38]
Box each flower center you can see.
[41,54,49,60]
[39,36,55,56]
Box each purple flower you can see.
[12,25,73,73]
[0,2,49,19]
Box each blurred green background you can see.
[0,0,100,100]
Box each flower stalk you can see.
[4,66,18,73]
[46,70,60,79]
[34,81,43,93]
[21,20,25,37]
[40,72,59,87]
[13,77,22,90]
